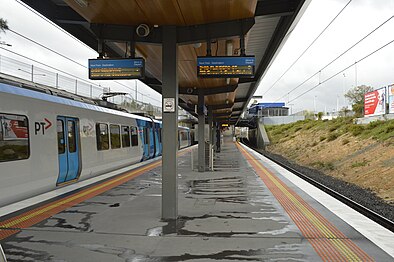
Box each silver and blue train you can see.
[0,80,191,207]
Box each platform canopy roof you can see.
[21,0,310,124]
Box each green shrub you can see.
[351,160,368,168]
[384,122,394,134]
[294,126,303,132]
[327,133,339,142]
[342,139,350,145]
[312,161,335,170]
[350,125,365,136]
[320,136,326,141]
[329,124,341,132]
[366,120,383,130]
[325,162,335,170]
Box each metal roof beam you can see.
[202,84,238,95]
[90,18,254,45]
[21,0,86,24]
[213,112,232,117]
[255,0,297,17]
[238,78,257,84]
[210,103,234,110]
[179,84,237,96]
[234,97,248,103]
[241,15,295,116]
[143,77,162,87]
[177,18,255,44]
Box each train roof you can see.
[0,81,154,123]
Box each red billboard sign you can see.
[364,87,386,116]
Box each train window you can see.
[130,126,138,147]
[110,124,121,149]
[182,131,188,140]
[57,120,65,154]
[143,127,149,145]
[96,123,109,150]
[121,126,130,148]
[68,121,77,153]
[144,127,149,145]
[0,113,29,162]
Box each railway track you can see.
[241,139,394,233]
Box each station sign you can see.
[163,98,175,113]
[364,87,386,117]
[88,58,145,80]
[197,56,255,78]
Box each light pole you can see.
[135,80,138,101]
[313,95,317,114]
[141,93,151,104]
[343,73,347,107]
[288,103,294,115]
[354,62,358,88]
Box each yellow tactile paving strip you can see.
[0,149,190,241]
[237,143,374,262]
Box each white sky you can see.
[256,0,394,113]
[0,0,393,113]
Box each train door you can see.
[142,126,150,160]
[57,116,81,185]
[156,123,162,156]
[149,127,155,159]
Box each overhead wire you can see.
[12,0,161,104]
[262,0,353,96]
[275,14,394,102]
[14,0,91,50]
[5,30,160,104]
[288,38,394,103]
[8,29,87,68]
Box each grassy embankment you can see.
[265,117,394,203]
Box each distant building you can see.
[248,102,289,117]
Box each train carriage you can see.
[0,80,190,207]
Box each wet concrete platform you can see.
[0,137,393,261]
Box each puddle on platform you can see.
[145,213,290,238]
[186,176,249,204]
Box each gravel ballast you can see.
[257,148,394,222]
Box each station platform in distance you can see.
[0,137,393,262]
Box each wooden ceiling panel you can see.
[65,0,257,109]
[177,0,257,25]
[64,0,148,25]
[135,0,185,25]
[136,44,162,81]
[65,0,256,26]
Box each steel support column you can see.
[208,108,213,144]
[216,124,221,152]
[161,26,178,220]
[198,93,205,172]
[211,122,215,147]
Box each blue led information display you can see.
[88,58,145,80]
[197,56,255,78]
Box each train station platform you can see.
[0,137,393,261]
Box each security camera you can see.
[136,24,150,37]
[187,87,194,94]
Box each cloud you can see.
[256,0,394,112]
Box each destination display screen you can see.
[197,56,255,78]
[88,58,145,80]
